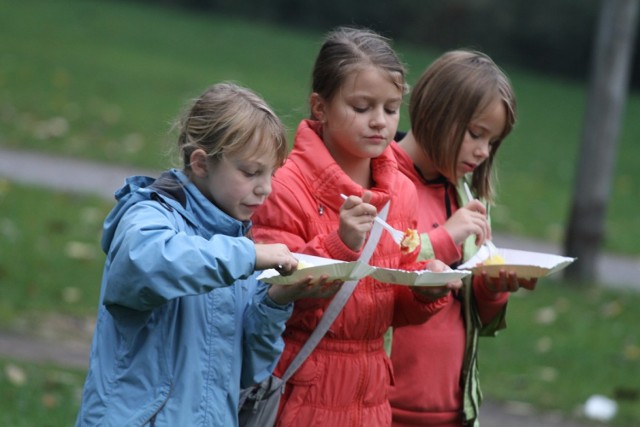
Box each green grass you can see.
[0,181,110,325]
[2,183,639,425]
[2,195,631,425]
[1,0,638,255]
[480,282,640,426]
[1,0,639,425]
[0,358,86,427]
[0,0,319,169]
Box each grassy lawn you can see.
[1,183,638,425]
[1,0,639,255]
[1,0,639,425]
[480,283,640,426]
[0,358,86,427]
[0,181,109,324]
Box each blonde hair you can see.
[176,82,288,170]
[409,50,516,202]
[310,26,408,117]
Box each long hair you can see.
[409,50,516,202]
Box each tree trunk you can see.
[564,0,639,281]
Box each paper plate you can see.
[457,247,576,279]
[369,267,471,286]
[257,253,375,285]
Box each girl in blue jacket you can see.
[75,82,340,426]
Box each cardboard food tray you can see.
[369,267,471,287]
[457,247,576,279]
[257,253,375,285]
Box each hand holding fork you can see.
[462,182,498,257]
[340,194,406,245]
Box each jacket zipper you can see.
[144,382,173,426]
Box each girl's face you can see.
[455,98,506,181]
[312,66,403,169]
[197,146,276,221]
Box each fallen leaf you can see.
[65,241,97,260]
[534,306,557,325]
[5,363,27,386]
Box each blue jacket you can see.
[76,169,293,426]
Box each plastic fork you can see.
[340,194,405,244]
[462,183,498,256]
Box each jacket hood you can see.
[101,169,251,253]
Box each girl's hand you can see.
[479,270,538,293]
[267,275,343,305]
[443,199,491,246]
[338,191,377,251]
[410,259,463,300]
[254,243,299,275]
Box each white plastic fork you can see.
[373,216,405,245]
[462,183,498,257]
[340,194,405,244]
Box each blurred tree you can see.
[564,0,639,281]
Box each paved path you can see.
[1,146,632,426]
[2,146,638,291]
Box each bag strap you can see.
[280,201,389,383]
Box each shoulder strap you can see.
[280,201,389,382]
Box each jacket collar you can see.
[163,170,252,239]
[288,120,398,212]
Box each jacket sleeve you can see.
[240,282,293,387]
[418,227,462,266]
[472,275,508,335]
[103,201,257,311]
[391,286,448,328]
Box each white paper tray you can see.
[258,253,471,286]
[369,267,471,287]
[257,253,375,285]
[457,247,576,279]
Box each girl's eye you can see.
[242,170,258,177]
[353,106,368,113]
[385,108,398,115]
[468,129,480,139]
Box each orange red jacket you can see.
[252,120,446,426]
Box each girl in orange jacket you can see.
[251,27,461,426]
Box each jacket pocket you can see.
[384,354,395,387]
[138,380,173,426]
[278,357,324,425]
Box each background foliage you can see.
[131,0,639,89]
[0,0,639,425]
[2,0,638,255]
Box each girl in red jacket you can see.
[251,27,461,426]
[389,50,538,426]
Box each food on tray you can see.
[457,248,576,280]
[482,254,506,265]
[296,260,313,270]
[400,229,420,254]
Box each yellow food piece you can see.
[400,229,420,254]
[296,260,313,270]
[483,254,506,265]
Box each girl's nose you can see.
[369,108,386,129]
[475,140,491,159]
[255,176,272,196]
